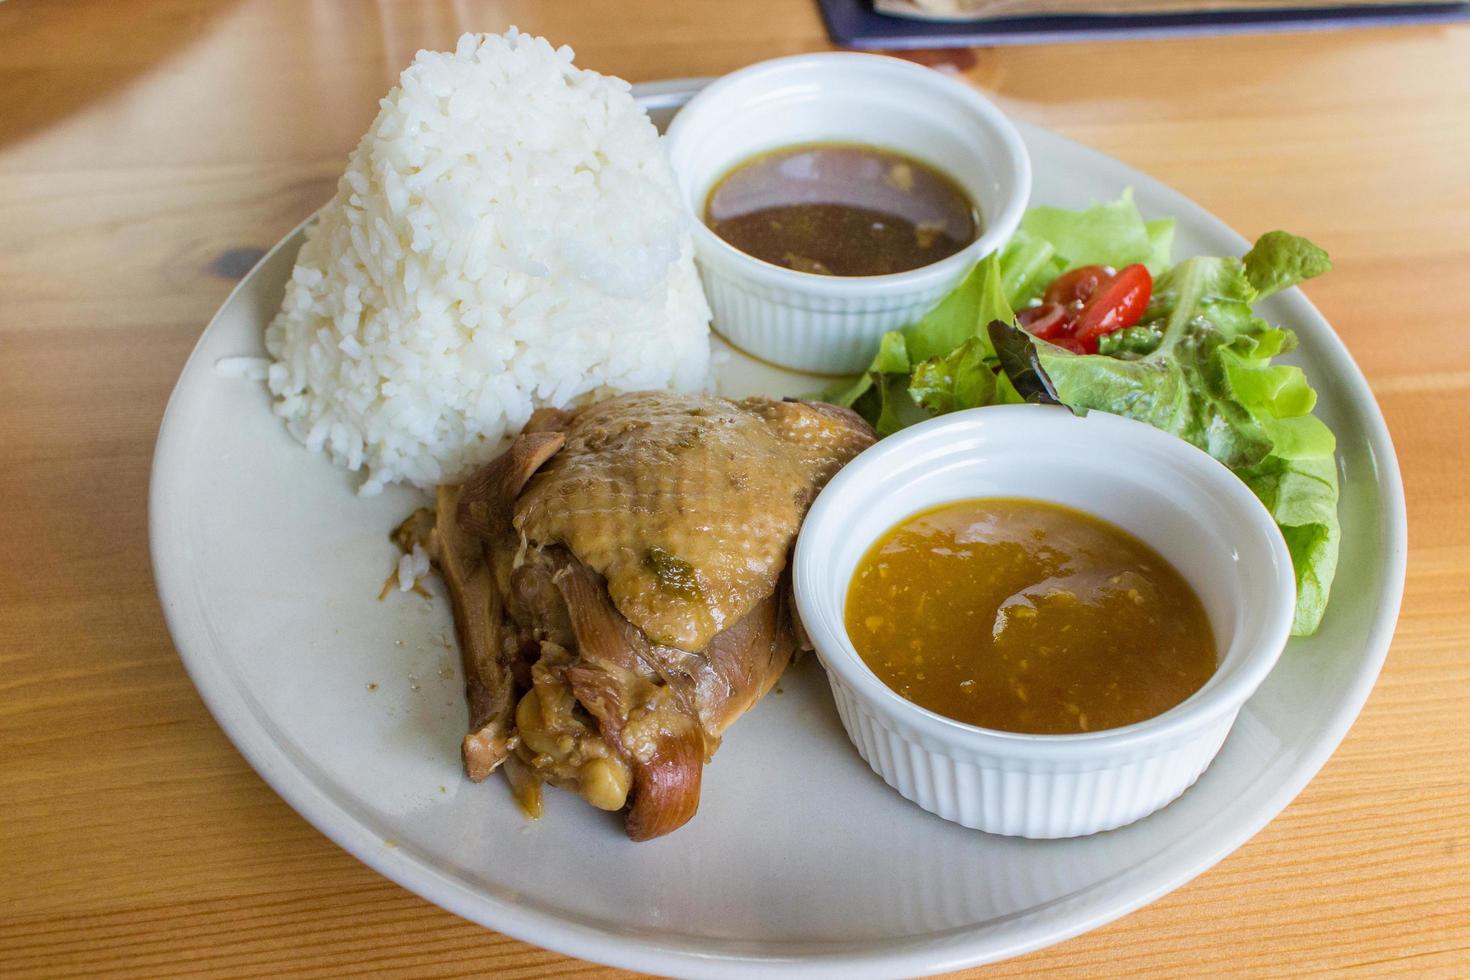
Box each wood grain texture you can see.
[2,0,1467,976]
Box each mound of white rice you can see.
[265,30,710,495]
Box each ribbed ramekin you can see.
[793,406,1297,839]
[663,53,1031,375]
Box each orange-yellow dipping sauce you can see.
[845,498,1217,735]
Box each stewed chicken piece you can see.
[399,391,874,839]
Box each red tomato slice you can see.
[1016,302,1071,340]
[1043,265,1110,307]
[1071,264,1152,352]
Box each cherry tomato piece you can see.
[1071,264,1152,349]
[1016,302,1071,340]
[1043,265,1110,307]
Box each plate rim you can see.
[149,81,1408,979]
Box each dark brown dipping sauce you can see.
[846,499,1218,735]
[703,143,979,277]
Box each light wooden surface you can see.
[2,1,1467,976]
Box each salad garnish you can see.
[825,192,1339,635]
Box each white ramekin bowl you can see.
[793,405,1297,838]
[663,53,1031,375]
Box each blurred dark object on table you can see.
[818,0,1469,46]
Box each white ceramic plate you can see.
[150,81,1406,978]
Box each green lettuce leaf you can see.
[905,252,1013,363]
[1236,453,1340,633]
[909,337,998,416]
[1145,218,1176,274]
[870,333,922,436]
[821,329,908,411]
[1097,324,1163,357]
[824,252,1012,416]
[1019,189,1173,276]
[998,230,1066,307]
[1243,230,1333,298]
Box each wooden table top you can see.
[3,1,1467,976]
